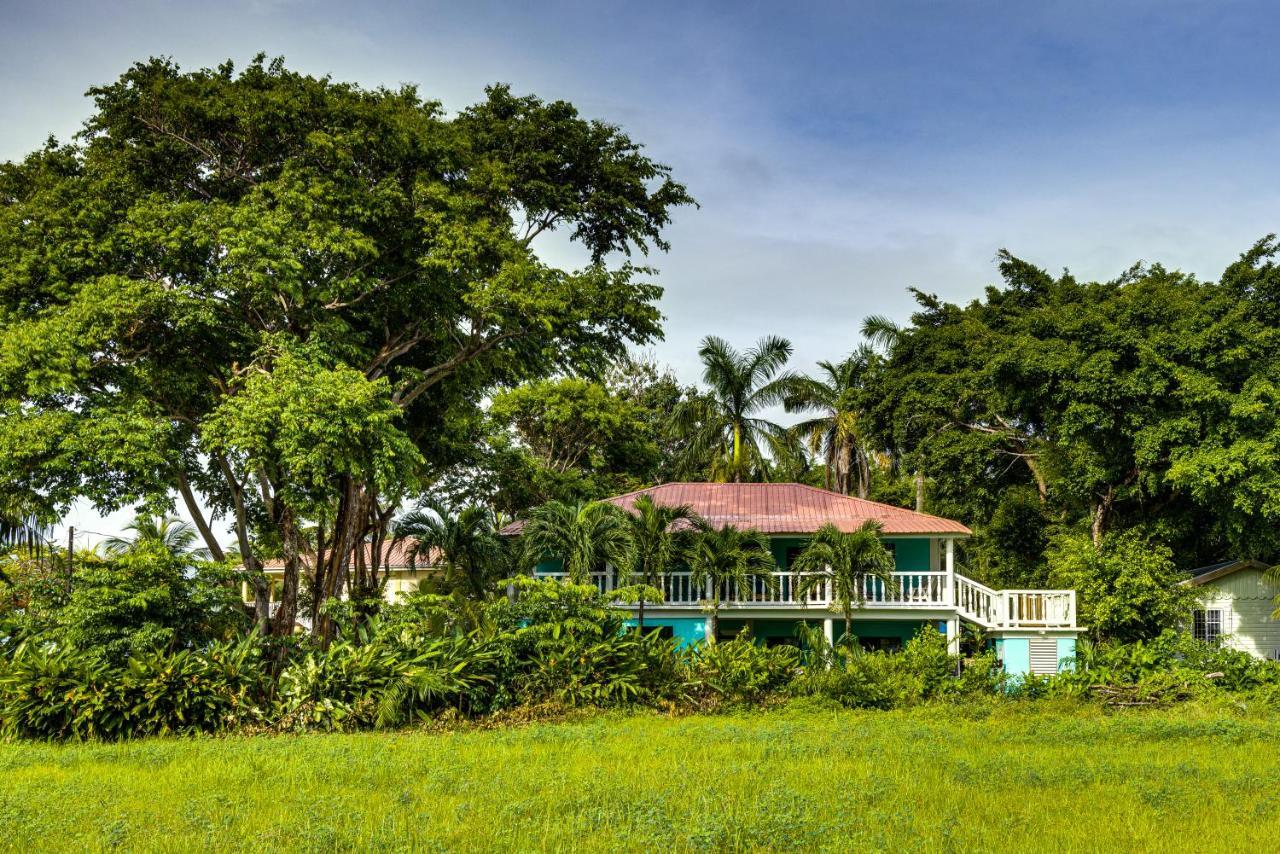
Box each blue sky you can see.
[3,0,1278,540]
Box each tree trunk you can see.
[856,448,870,500]
[637,595,646,632]
[844,611,853,648]
[706,607,718,644]
[176,468,226,563]
[1024,456,1048,503]
[211,452,269,634]
[914,469,925,512]
[1091,486,1114,548]
[732,424,742,483]
[270,504,303,635]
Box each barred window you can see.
[1192,609,1222,645]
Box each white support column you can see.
[945,538,956,605]
[945,539,960,654]
[823,617,835,648]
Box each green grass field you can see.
[1,700,1278,852]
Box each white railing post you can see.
[945,537,955,607]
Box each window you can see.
[1192,609,1222,645]
[642,625,675,640]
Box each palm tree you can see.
[393,500,503,600]
[784,346,879,497]
[0,505,49,555]
[674,335,798,482]
[523,500,634,585]
[791,521,897,645]
[861,314,902,352]
[101,515,209,561]
[684,523,777,643]
[619,495,700,632]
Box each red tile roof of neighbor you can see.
[501,482,971,536]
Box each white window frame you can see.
[1192,608,1222,645]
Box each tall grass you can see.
[1,701,1278,851]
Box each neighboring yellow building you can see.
[242,539,442,613]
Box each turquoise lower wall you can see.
[995,638,1029,676]
[995,637,1077,676]
[1057,637,1076,672]
[624,617,705,648]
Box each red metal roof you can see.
[501,483,970,536]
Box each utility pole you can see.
[66,526,74,593]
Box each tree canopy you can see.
[864,240,1280,585]
[0,56,692,634]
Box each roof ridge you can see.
[788,482,959,521]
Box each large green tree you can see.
[865,244,1280,588]
[0,57,691,636]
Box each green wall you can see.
[533,557,563,574]
[833,619,942,648]
[882,537,931,572]
[775,535,932,573]
[533,535,934,575]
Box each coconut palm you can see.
[674,335,798,482]
[784,347,879,497]
[0,505,48,555]
[861,314,902,352]
[684,523,777,643]
[790,521,897,644]
[100,515,209,561]
[393,500,503,600]
[618,495,700,632]
[523,500,634,585]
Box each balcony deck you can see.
[539,570,1076,630]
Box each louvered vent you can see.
[1029,638,1059,675]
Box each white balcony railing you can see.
[954,574,1076,629]
[535,568,1076,629]
[537,570,950,608]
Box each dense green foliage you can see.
[5,563,1275,742]
[864,243,1280,582]
[0,55,691,634]
[4,705,1280,850]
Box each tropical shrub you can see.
[0,636,268,740]
[1046,531,1198,643]
[3,543,247,665]
[792,627,1004,709]
[688,633,801,706]
[1049,630,1280,704]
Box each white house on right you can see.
[1183,559,1280,659]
